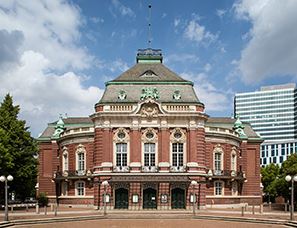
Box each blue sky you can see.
[0,0,297,136]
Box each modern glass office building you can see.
[234,83,297,166]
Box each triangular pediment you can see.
[139,70,159,78]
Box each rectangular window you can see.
[280,156,283,163]
[231,154,236,171]
[116,143,127,167]
[61,182,68,196]
[214,153,222,172]
[76,182,84,196]
[215,182,223,196]
[77,153,85,171]
[144,143,155,167]
[172,143,183,167]
[273,157,277,163]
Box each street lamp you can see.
[102,180,109,216]
[285,175,297,220]
[191,180,198,216]
[0,175,13,221]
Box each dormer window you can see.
[140,70,158,78]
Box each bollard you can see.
[252,205,255,215]
[36,204,39,214]
[259,204,263,214]
[241,206,244,216]
[269,202,272,211]
[10,205,13,213]
[26,204,29,212]
[245,203,248,211]
[54,204,57,217]
[50,204,54,211]
[44,206,47,215]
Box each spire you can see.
[148,4,152,48]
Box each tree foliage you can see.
[0,94,38,200]
[261,163,280,202]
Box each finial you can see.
[148,4,152,48]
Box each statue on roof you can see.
[140,87,160,100]
[233,115,247,138]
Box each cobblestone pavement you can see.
[17,219,284,228]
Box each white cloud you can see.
[109,59,129,73]
[166,53,199,64]
[90,17,104,24]
[0,0,103,136]
[216,9,227,18]
[181,72,230,112]
[204,63,212,72]
[0,0,94,71]
[0,51,103,136]
[234,0,297,84]
[111,0,135,18]
[174,18,180,27]
[184,19,218,45]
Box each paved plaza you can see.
[17,219,283,228]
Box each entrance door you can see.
[171,188,185,209]
[143,188,157,209]
[115,188,129,209]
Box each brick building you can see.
[37,48,262,210]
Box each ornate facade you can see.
[37,49,262,210]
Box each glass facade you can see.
[235,84,297,166]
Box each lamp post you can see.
[0,175,13,221]
[102,180,109,217]
[191,180,198,216]
[285,175,297,220]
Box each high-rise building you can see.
[234,83,297,166]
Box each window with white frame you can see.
[62,148,68,172]
[213,145,223,174]
[232,182,238,196]
[144,143,155,167]
[76,181,85,196]
[77,152,85,171]
[116,143,127,167]
[170,128,186,169]
[61,181,68,196]
[113,128,130,169]
[214,181,223,196]
[141,128,158,168]
[231,152,237,171]
[214,152,222,172]
[76,144,86,172]
[172,143,183,167]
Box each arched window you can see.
[170,128,186,171]
[76,144,86,174]
[113,128,130,171]
[213,145,223,175]
[142,128,158,171]
[62,147,68,172]
[231,148,237,171]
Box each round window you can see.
[174,132,182,139]
[146,132,154,139]
[118,132,126,139]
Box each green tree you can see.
[0,94,38,200]
[276,154,297,202]
[261,163,280,202]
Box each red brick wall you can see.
[130,129,141,162]
[94,128,103,166]
[38,142,56,196]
